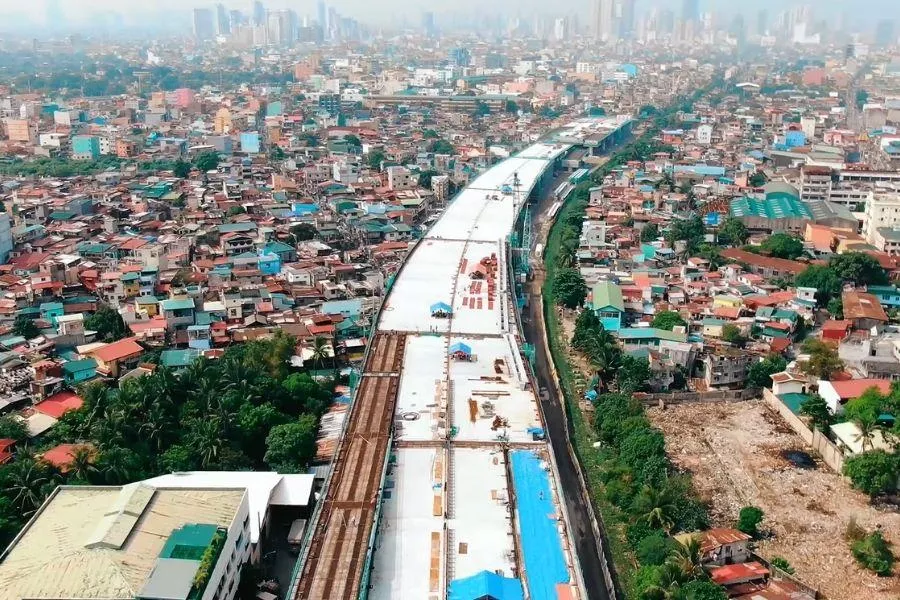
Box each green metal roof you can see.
[730,195,812,220]
[591,281,624,312]
[617,328,688,342]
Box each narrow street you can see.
[519,163,615,600]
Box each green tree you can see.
[641,223,661,242]
[665,216,706,255]
[736,505,764,537]
[769,557,794,575]
[721,324,746,346]
[11,315,39,339]
[760,233,804,259]
[343,134,362,149]
[84,306,130,342]
[851,531,895,576]
[173,159,191,178]
[799,338,843,380]
[827,297,844,319]
[717,217,749,246]
[552,268,588,309]
[0,415,27,441]
[264,415,319,473]
[799,394,833,432]
[795,265,842,305]
[675,580,728,600]
[652,311,687,331]
[634,485,679,533]
[505,99,519,113]
[431,139,455,155]
[618,355,652,394]
[367,149,386,169]
[668,535,705,580]
[572,309,602,350]
[748,172,767,187]
[843,451,900,498]
[746,354,787,388]
[829,253,889,286]
[227,206,246,217]
[637,531,676,566]
[290,223,318,241]
[194,151,220,172]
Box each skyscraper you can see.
[593,0,616,41]
[252,1,266,27]
[193,8,216,40]
[215,3,230,36]
[422,11,436,37]
[757,10,768,36]
[618,0,636,40]
[682,0,699,23]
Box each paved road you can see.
[518,167,614,600]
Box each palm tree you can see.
[641,562,685,600]
[635,485,678,533]
[67,446,98,484]
[587,341,622,392]
[189,418,224,469]
[853,417,879,451]
[310,336,331,372]
[140,404,174,453]
[668,535,705,580]
[80,382,111,435]
[5,458,55,516]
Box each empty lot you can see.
[647,399,900,600]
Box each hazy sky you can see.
[0,0,898,29]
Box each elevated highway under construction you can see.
[291,116,632,600]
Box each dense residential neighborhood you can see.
[0,2,896,600]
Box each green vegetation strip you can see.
[541,80,728,598]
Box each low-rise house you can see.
[842,291,889,331]
[85,337,145,378]
[703,348,753,388]
[590,281,624,332]
[62,358,97,385]
[817,378,891,415]
[676,528,752,566]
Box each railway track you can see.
[295,333,406,600]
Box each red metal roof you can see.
[35,391,83,419]
[710,561,769,585]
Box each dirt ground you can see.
[647,399,900,600]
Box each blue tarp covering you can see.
[431,301,452,314]
[448,571,524,600]
[510,451,570,599]
[449,342,472,356]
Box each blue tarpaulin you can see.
[430,301,452,315]
[449,342,472,356]
[448,571,524,600]
[510,451,570,600]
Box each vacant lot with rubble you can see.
[647,399,900,600]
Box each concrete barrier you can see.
[763,389,845,474]
[635,388,759,406]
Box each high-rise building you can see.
[267,10,294,47]
[318,0,327,31]
[593,0,616,41]
[682,0,699,23]
[252,1,266,27]
[422,11,436,37]
[757,10,768,36]
[618,0,636,40]
[215,3,230,36]
[192,8,215,40]
[554,17,568,41]
[876,20,896,47]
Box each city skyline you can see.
[2,0,899,31]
